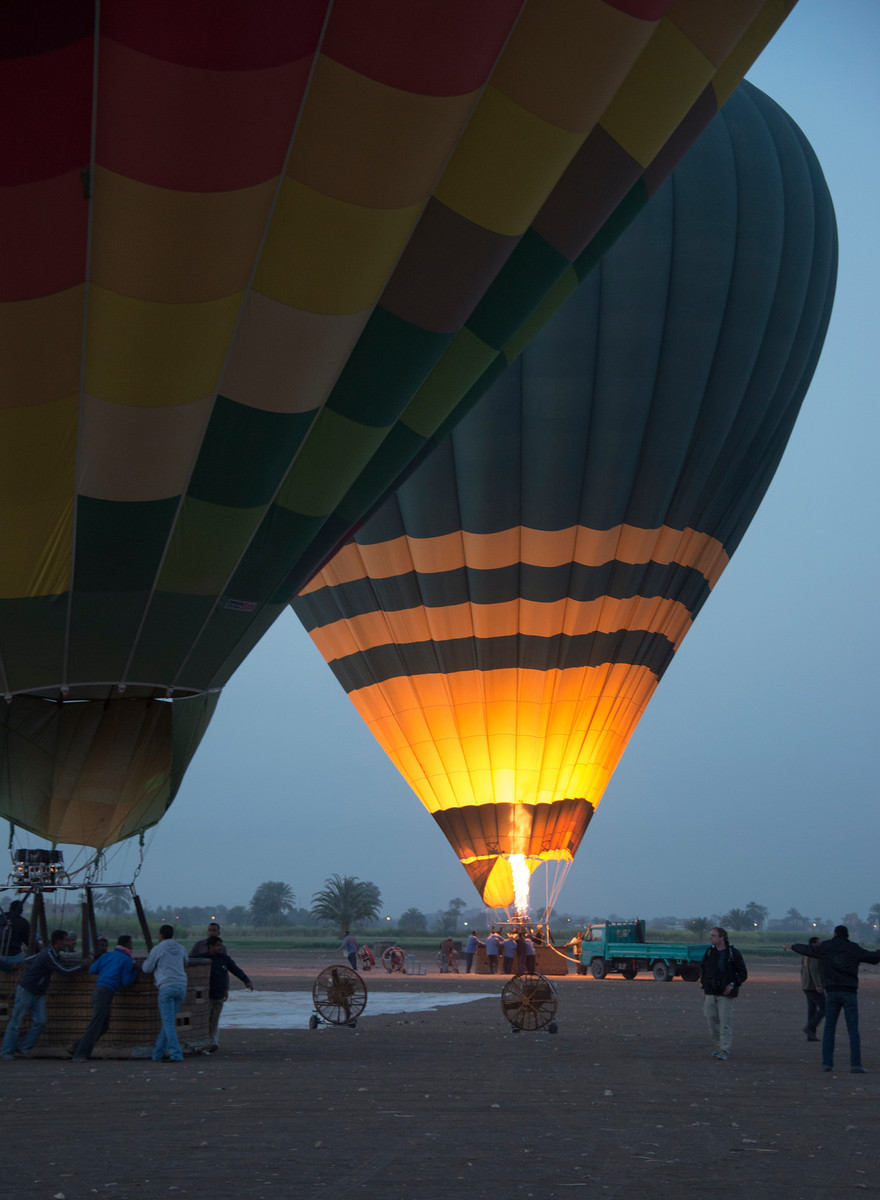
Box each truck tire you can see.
[680,964,701,982]
[621,962,638,980]
[652,961,672,982]
[590,958,607,979]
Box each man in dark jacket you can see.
[0,900,31,964]
[71,935,139,1061]
[1,929,85,1059]
[700,926,748,1060]
[204,935,252,1051]
[190,922,222,959]
[788,926,880,1073]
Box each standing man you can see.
[190,922,222,959]
[502,932,517,974]
[464,930,484,974]
[514,932,528,975]
[1,929,85,1059]
[439,935,457,973]
[339,931,358,970]
[0,900,31,965]
[485,930,502,974]
[71,935,139,1061]
[800,936,825,1042]
[787,925,880,1073]
[141,924,189,1063]
[565,930,584,971]
[700,926,748,1061]
[523,932,537,974]
[204,935,253,1051]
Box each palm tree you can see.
[744,901,768,930]
[440,897,466,933]
[310,875,381,935]
[868,903,880,933]
[398,907,427,933]
[248,881,295,925]
[688,916,711,939]
[723,908,748,931]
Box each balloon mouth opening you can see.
[459,848,578,918]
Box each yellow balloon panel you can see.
[348,664,658,816]
[0,288,84,409]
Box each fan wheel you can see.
[312,965,368,1025]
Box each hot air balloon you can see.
[1,2,795,851]
[293,82,838,912]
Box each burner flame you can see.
[509,854,530,921]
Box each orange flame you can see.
[509,854,531,921]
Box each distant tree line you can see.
[138,887,880,944]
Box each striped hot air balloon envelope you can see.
[294,82,838,911]
[0,1,795,849]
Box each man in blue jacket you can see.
[71,935,139,1061]
[464,930,484,974]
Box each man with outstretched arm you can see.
[204,935,253,1051]
[1,929,85,1059]
[787,925,880,1073]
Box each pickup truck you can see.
[578,920,708,982]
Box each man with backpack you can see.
[700,926,748,1061]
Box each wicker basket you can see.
[0,959,212,1058]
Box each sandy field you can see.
[2,950,877,1200]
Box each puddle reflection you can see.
[222,990,496,1028]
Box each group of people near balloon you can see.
[440,926,558,975]
[0,914,251,1064]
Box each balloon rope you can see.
[131,831,146,884]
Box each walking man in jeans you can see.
[141,924,189,1062]
[787,926,880,1073]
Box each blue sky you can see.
[8,3,878,927]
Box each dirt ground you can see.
[2,950,877,1200]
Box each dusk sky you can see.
[7,3,878,928]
